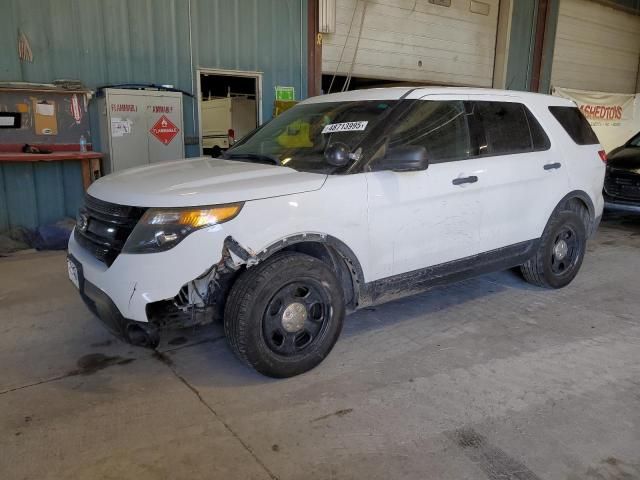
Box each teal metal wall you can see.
[505,1,539,92]
[1,0,307,152]
[0,161,84,231]
[0,0,307,230]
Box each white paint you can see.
[87,158,327,208]
[69,87,605,323]
[67,259,79,289]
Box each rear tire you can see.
[224,252,345,378]
[520,207,588,289]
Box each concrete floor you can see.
[1,211,639,480]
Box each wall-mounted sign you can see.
[33,99,57,135]
[553,86,640,151]
[0,112,21,128]
[150,115,180,145]
[111,118,132,137]
[275,86,295,102]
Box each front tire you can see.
[224,252,345,378]
[520,208,588,289]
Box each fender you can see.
[555,190,595,219]
[223,233,367,309]
[548,190,598,236]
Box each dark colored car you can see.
[604,132,640,211]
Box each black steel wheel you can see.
[521,206,588,289]
[224,252,344,378]
[549,225,580,275]
[262,280,332,356]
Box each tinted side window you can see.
[524,108,551,151]
[473,102,532,155]
[549,106,599,145]
[388,100,469,164]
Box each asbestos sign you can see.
[553,86,640,151]
[150,115,180,145]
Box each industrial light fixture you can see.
[319,0,336,34]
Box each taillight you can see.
[228,128,235,145]
[598,150,607,163]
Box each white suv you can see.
[68,87,606,377]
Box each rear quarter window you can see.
[549,106,599,145]
[524,108,551,151]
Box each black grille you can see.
[604,170,640,201]
[74,196,147,266]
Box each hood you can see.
[88,157,327,207]
[607,147,640,172]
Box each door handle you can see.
[452,175,478,185]
[544,162,562,170]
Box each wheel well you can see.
[559,193,595,236]
[280,241,361,310]
[564,196,590,217]
[557,191,593,218]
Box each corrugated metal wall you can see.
[551,0,640,93]
[1,0,307,150]
[0,162,84,231]
[0,0,307,230]
[191,0,307,116]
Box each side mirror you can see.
[377,145,429,172]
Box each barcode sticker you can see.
[321,121,368,134]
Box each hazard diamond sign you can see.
[150,115,180,145]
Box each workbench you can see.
[0,151,102,190]
[0,148,103,231]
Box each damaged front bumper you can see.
[74,262,160,348]
[68,228,254,339]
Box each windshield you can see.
[225,100,396,173]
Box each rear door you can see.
[465,97,569,252]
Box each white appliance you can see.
[98,88,184,173]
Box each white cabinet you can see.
[98,89,184,173]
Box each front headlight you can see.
[123,203,243,254]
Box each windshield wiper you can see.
[223,153,281,166]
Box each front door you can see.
[365,97,486,279]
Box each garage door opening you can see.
[321,74,436,94]
[198,70,262,156]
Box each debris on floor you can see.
[0,217,75,255]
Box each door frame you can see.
[196,67,263,155]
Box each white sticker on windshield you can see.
[321,121,368,134]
